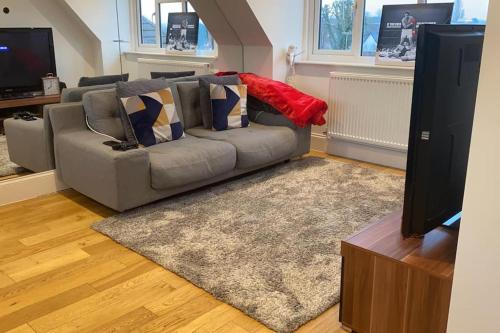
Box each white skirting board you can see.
[0,170,68,207]
[327,138,407,170]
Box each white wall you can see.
[447,3,500,332]
[63,0,130,75]
[247,0,304,81]
[0,0,99,87]
[294,62,414,147]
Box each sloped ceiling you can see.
[189,0,242,46]
[215,0,271,46]
[28,0,102,73]
[189,0,273,76]
[189,0,271,47]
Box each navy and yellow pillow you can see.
[210,84,249,131]
[119,88,184,147]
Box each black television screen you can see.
[0,28,56,93]
[402,24,485,238]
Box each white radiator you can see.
[137,58,212,78]
[329,72,414,152]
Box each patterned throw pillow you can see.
[210,84,249,131]
[119,88,184,147]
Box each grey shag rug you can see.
[93,157,404,332]
[0,135,24,177]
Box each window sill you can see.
[124,50,218,61]
[295,59,415,71]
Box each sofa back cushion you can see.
[61,83,116,103]
[82,89,126,140]
[176,81,202,129]
[151,71,195,79]
[78,74,129,87]
[116,78,184,143]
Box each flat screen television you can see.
[0,28,57,96]
[402,24,485,238]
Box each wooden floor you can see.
[0,152,404,333]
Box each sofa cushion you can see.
[176,81,202,129]
[199,74,241,129]
[151,71,195,79]
[146,135,236,190]
[61,84,116,103]
[83,89,125,140]
[119,88,185,147]
[116,78,184,143]
[78,74,129,87]
[186,122,297,169]
[210,84,249,131]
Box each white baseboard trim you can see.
[327,138,407,170]
[311,133,327,152]
[0,171,68,207]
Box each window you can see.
[427,0,489,24]
[318,0,355,51]
[187,3,214,52]
[137,0,215,54]
[361,0,489,56]
[362,0,415,56]
[139,0,157,45]
[158,1,183,48]
[310,0,489,59]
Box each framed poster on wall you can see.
[164,12,199,53]
[375,3,453,67]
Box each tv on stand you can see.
[402,24,485,238]
[0,28,57,100]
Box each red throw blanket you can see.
[238,73,327,127]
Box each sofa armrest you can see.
[248,108,297,130]
[47,102,88,134]
[55,129,151,211]
[49,104,151,211]
[248,109,312,157]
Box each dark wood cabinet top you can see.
[0,95,61,110]
[341,210,458,279]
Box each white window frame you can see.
[306,0,430,63]
[311,0,364,57]
[131,0,218,57]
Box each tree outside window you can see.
[319,0,355,51]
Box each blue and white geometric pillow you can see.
[210,84,249,131]
[120,88,184,147]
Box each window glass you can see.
[361,0,489,56]
[318,0,355,51]
[426,0,489,24]
[139,0,157,44]
[187,3,215,52]
[362,0,416,56]
[159,2,183,48]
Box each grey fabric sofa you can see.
[3,84,116,172]
[48,80,311,212]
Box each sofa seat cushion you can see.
[186,123,297,169]
[146,135,236,190]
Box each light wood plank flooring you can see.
[0,152,404,333]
